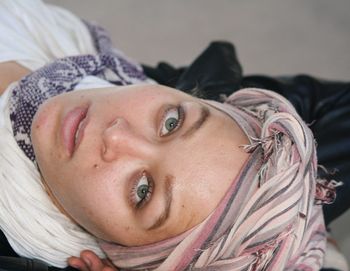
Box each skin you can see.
[0,61,30,94]
[31,84,250,247]
[68,250,117,271]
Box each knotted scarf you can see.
[0,19,336,271]
[0,21,151,267]
[99,89,335,270]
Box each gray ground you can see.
[47,0,350,263]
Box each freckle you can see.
[125,226,130,232]
[182,204,185,208]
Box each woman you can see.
[3,63,329,271]
[0,1,348,270]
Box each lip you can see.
[61,105,90,156]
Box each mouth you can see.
[61,105,90,156]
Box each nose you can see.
[102,117,152,162]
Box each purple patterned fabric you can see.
[9,22,149,161]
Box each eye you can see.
[159,106,184,137]
[131,172,153,208]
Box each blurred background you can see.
[47,0,350,262]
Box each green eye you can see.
[165,117,178,132]
[160,106,183,136]
[132,173,152,208]
[137,184,149,199]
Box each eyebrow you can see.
[182,105,210,138]
[147,175,173,231]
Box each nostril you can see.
[102,141,107,155]
[109,117,120,127]
[107,117,128,129]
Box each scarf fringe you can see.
[315,165,342,205]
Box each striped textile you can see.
[100,88,328,270]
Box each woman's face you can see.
[31,84,248,246]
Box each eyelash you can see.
[159,105,185,137]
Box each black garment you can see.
[1,41,348,270]
[143,41,242,101]
[0,257,76,271]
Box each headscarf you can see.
[0,18,335,271]
[0,21,151,267]
[100,88,335,270]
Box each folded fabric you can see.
[101,88,331,270]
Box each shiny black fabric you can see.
[0,256,76,271]
[1,41,348,270]
[143,41,243,101]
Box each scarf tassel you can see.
[315,165,342,205]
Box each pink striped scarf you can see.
[100,88,329,270]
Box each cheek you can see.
[48,168,102,212]
[170,166,226,230]
[175,168,223,206]
[168,139,236,226]
[32,97,57,126]
[172,143,227,201]
[31,106,53,152]
[43,165,130,239]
